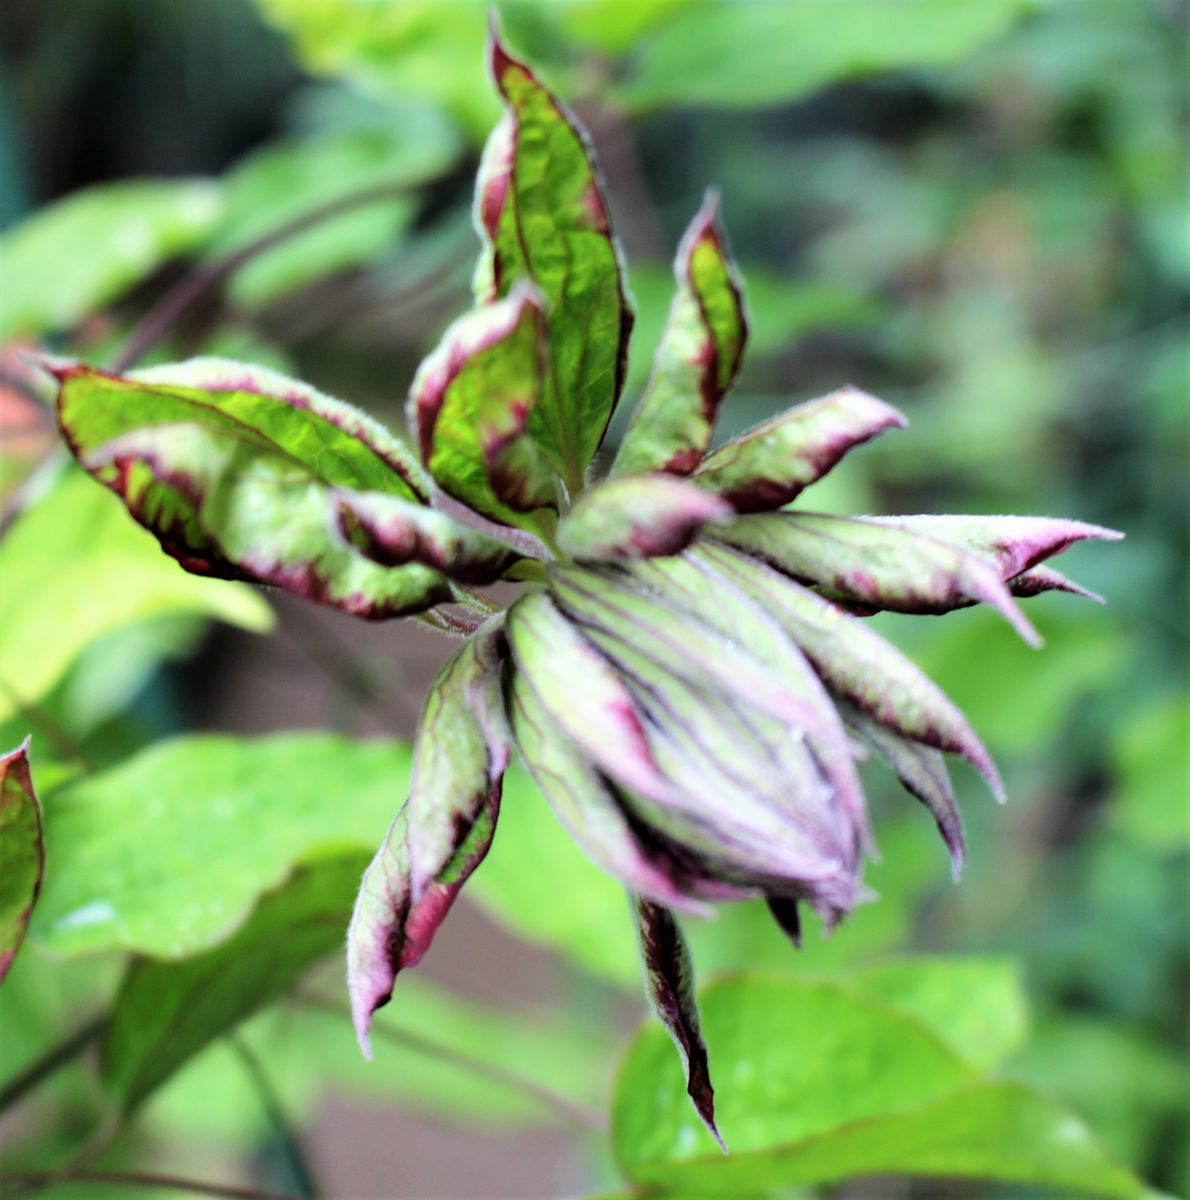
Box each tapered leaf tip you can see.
[487,12,520,85]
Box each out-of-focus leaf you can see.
[845,956,1028,1070]
[0,741,42,984]
[0,180,221,341]
[1110,694,1189,851]
[0,470,272,725]
[613,974,1145,1197]
[476,35,632,485]
[617,0,1036,111]
[101,854,364,1113]
[31,734,412,958]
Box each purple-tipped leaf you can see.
[692,386,905,512]
[477,32,633,481]
[612,193,746,478]
[556,475,732,561]
[348,621,508,1055]
[632,896,724,1151]
[0,740,43,984]
[1010,564,1104,603]
[407,286,558,530]
[717,512,1044,647]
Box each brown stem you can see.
[0,1017,105,1114]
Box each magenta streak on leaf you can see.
[1009,564,1105,603]
[684,188,746,394]
[0,739,44,984]
[632,897,725,1151]
[765,896,802,949]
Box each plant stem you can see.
[293,993,604,1133]
[227,1034,320,1200]
[0,1170,298,1200]
[110,181,413,374]
[0,1017,105,1114]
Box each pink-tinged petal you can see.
[632,897,725,1151]
[692,386,906,512]
[0,739,44,984]
[556,476,733,561]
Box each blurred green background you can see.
[0,1,1185,1198]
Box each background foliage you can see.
[0,1,1185,1197]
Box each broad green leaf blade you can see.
[0,470,272,725]
[613,974,1144,1197]
[334,488,519,582]
[348,621,508,1053]
[632,898,723,1149]
[0,741,43,984]
[691,386,905,511]
[101,854,366,1114]
[845,956,1028,1071]
[0,179,221,341]
[408,286,559,529]
[556,476,731,561]
[477,34,633,484]
[613,193,746,477]
[717,511,1043,647]
[30,734,413,958]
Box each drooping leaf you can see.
[52,358,451,619]
[0,741,43,984]
[348,621,508,1054]
[691,386,905,511]
[556,476,731,561]
[717,511,1043,646]
[0,470,272,725]
[613,974,1144,1198]
[632,897,723,1149]
[476,34,633,485]
[30,734,413,959]
[0,179,221,341]
[613,193,746,477]
[408,286,559,529]
[101,854,366,1113]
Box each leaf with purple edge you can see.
[0,740,43,985]
[632,896,724,1151]
[556,476,732,561]
[477,31,633,484]
[612,192,746,478]
[691,386,905,512]
[408,285,559,532]
[716,512,1044,647]
[348,619,508,1055]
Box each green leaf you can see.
[101,854,365,1113]
[0,470,272,725]
[477,35,632,485]
[0,741,43,984]
[53,358,451,619]
[30,733,413,958]
[408,287,559,531]
[845,956,1029,1070]
[614,974,1145,1197]
[0,179,221,341]
[616,0,1035,111]
[1110,694,1189,851]
[613,194,746,478]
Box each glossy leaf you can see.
[556,476,731,561]
[31,734,413,958]
[0,741,43,984]
[101,855,366,1113]
[632,897,723,1149]
[718,511,1044,647]
[0,470,272,725]
[613,194,746,477]
[692,386,905,511]
[0,179,220,341]
[408,286,558,528]
[476,34,632,484]
[348,622,508,1054]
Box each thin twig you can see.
[293,992,604,1133]
[227,1034,320,1200]
[0,1017,105,1114]
[0,1170,298,1200]
[110,182,414,374]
